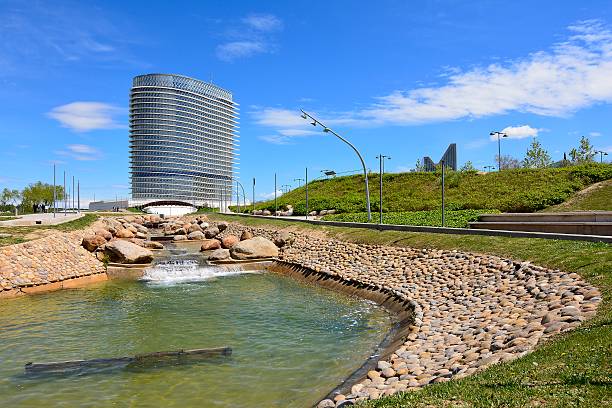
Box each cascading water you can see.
[141,259,260,283]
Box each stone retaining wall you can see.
[0,231,106,298]
[215,221,601,406]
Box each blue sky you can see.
[1,0,611,204]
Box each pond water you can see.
[0,253,391,407]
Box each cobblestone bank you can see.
[215,221,601,406]
[0,231,105,296]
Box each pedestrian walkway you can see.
[0,212,85,226]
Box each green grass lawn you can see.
[209,213,612,407]
[321,209,500,228]
[243,164,612,215]
[544,179,612,212]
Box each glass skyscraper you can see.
[129,74,239,208]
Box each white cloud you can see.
[216,41,268,61]
[488,125,541,140]
[357,20,612,124]
[56,144,102,161]
[216,13,282,61]
[47,102,124,132]
[590,131,602,137]
[257,21,612,131]
[254,108,324,144]
[242,14,282,31]
[259,190,283,199]
[255,108,306,127]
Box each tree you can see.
[414,158,425,172]
[21,182,64,208]
[523,138,551,168]
[1,188,21,214]
[460,161,477,172]
[495,154,521,170]
[569,136,596,163]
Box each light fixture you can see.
[310,121,316,126]
[323,127,330,133]
[301,113,307,119]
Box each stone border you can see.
[213,219,601,407]
[221,213,612,243]
[0,272,108,299]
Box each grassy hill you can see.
[245,164,612,215]
[543,179,612,212]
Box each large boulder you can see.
[135,231,147,239]
[262,209,271,216]
[204,226,220,239]
[115,228,135,239]
[104,240,154,264]
[217,221,229,232]
[230,237,279,260]
[173,235,188,242]
[200,239,222,251]
[207,248,230,261]
[188,231,206,240]
[221,235,239,249]
[82,235,107,252]
[174,227,187,235]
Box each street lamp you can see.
[595,150,609,163]
[294,178,304,187]
[490,131,508,171]
[301,109,372,222]
[375,154,391,224]
[484,165,495,172]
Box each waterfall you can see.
[141,259,262,283]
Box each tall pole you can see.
[498,134,501,172]
[53,164,56,218]
[72,176,75,211]
[379,155,383,224]
[305,167,309,220]
[63,171,66,215]
[301,110,371,221]
[274,173,277,216]
[236,180,240,213]
[252,177,255,214]
[441,160,446,227]
[77,180,80,213]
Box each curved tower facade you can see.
[129,73,239,207]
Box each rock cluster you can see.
[210,220,600,407]
[79,215,162,262]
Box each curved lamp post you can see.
[594,150,609,163]
[490,131,508,171]
[300,110,371,222]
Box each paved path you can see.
[0,212,85,226]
